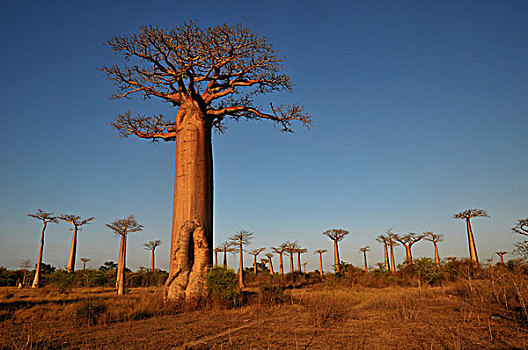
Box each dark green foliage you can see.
[74,298,106,325]
[206,266,239,308]
[0,267,19,287]
[412,258,444,285]
[99,261,118,271]
[48,269,75,293]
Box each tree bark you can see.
[117,235,127,295]
[116,235,125,289]
[269,259,274,274]
[405,245,412,266]
[433,242,440,267]
[164,105,213,301]
[31,222,47,288]
[67,226,78,273]
[223,251,227,268]
[279,252,284,275]
[238,243,244,288]
[390,245,396,272]
[214,251,217,267]
[466,219,479,266]
[334,241,340,273]
[289,254,294,274]
[253,255,257,274]
[319,253,323,276]
[297,253,301,273]
[383,243,390,271]
[363,252,368,273]
[151,248,155,271]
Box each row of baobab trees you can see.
[214,209,528,286]
[27,210,163,295]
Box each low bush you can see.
[206,266,240,308]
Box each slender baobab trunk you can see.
[223,251,227,268]
[465,219,479,266]
[297,253,301,273]
[269,258,274,274]
[82,261,87,270]
[117,235,127,295]
[164,106,213,301]
[214,251,218,267]
[334,241,340,273]
[66,226,78,273]
[289,254,294,274]
[499,255,504,264]
[116,235,125,289]
[238,243,244,288]
[389,244,396,273]
[32,223,47,288]
[279,252,284,275]
[433,242,440,267]
[363,251,368,273]
[151,248,155,271]
[318,253,324,276]
[405,245,412,266]
[383,243,390,271]
[253,255,258,274]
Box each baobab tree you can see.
[265,253,275,274]
[100,22,311,301]
[28,209,58,288]
[512,217,528,236]
[249,248,266,274]
[386,230,397,273]
[322,229,349,273]
[80,258,90,270]
[229,229,253,288]
[59,214,94,273]
[107,215,143,295]
[359,246,370,273]
[19,259,32,287]
[283,241,299,273]
[144,240,162,271]
[213,247,220,266]
[487,258,493,268]
[217,241,236,268]
[302,262,308,274]
[294,247,307,273]
[271,245,286,275]
[393,232,425,266]
[314,249,327,276]
[424,232,444,267]
[376,235,391,271]
[453,208,489,266]
[496,251,507,264]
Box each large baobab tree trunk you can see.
[223,251,227,268]
[67,226,78,273]
[363,252,368,273]
[268,259,274,274]
[405,245,412,266]
[279,253,284,275]
[32,223,47,288]
[164,107,213,301]
[318,253,323,276]
[297,253,301,273]
[383,243,390,271]
[253,255,258,274]
[151,248,155,271]
[390,245,396,273]
[465,219,479,266]
[334,241,340,273]
[289,254,294,273]
[117,235,127,295]
[433,242,440,267]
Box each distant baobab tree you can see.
[249,248,266,274]
[213,247,220,266]
[229,230,253,288]
[314,249,327,276]
[386,230,397,273]
[271,245,287,275]
[217,241,236,268]
[100,22,311,302]
[453,208,489,266]
[512,217,528,236]
[393,232,425,266]
[144,240,162,271]
[283,241,299,273]
[376,235,391,271]
[495,251,507,264]
[487,258,493,268]
[28,209,59,288]
[19,259,32,287]
[302,262,308,274]
[322,228,349,273]
[80,258,91,270]
[107,215,143,295]
[265,253,275,274]
[359,246,370,273]
[59,214,94,273]
[424,232,444,267]
[294,247,307,273]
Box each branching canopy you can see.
[28,209,59,225]
[144,239,162,251]
[392,232,425,247]
[453,209,490,220]
[322,228,349,242]
[249,247,265,257]
[359,246,370,253]
[314,249,327,255]
[59,214,95,229]
[283,241,299,255]
[100,22,312,141]
[512,218,528,236]
[106,215,143,237]
[229,229,253,247]
[424,232,444,243]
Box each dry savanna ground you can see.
[1,275,527,350]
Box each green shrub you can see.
[206,266,239,308]
[412,258,444,286]
[48,269,75,293]
[74,298,106,325]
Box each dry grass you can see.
[1,276,527,349]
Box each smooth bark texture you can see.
[117,235,127,295]
[268,258,274,274]
[223,251,227,268]
[334,241,340,273]
[383,243,390,271]
[67,227,78,273]
[164,106,213,301]
[297,253,302,273]
[466,219,479,266]
[433,242,440,267]
[279,253,284,275]
[151,249,155,272]
[289,254,294,274]
[31,223,47,288]
[363,252,368,273]
[390,245,396,273]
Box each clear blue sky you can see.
[1,0,526,272]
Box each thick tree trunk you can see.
[67,226,78,273]
[466,219,479,266]
[238,244,244,288]
[151,249,155,271]
[289,254,294,273]
[279,253,284,275]
[31,223,46,288]
[269,258,274,274]
[383,243,390,271]
[214,251,217,267]
[405,245,412,266]
[363,252,368,273]
[164,106,213,301]
[297,253,301,273]
[223,251,227,268]
[116,235,125,289]
[117,235,127,295]
[253,255,257,274]
[390,245,396,272]
[334,241,340,273]
[319,253,323,276]
[433,242,440,267]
